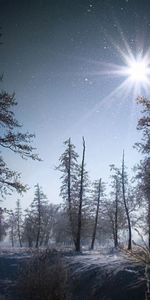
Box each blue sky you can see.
[0,0,148,209]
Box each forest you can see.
[0,94,150,252]
[0,0,150,297]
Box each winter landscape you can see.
[0,0,150,299]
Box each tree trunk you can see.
[35,187,41,248]
[122,151,132,250]
[114,179,119,248]
[11,236,14,247]
[18,222,22,248]
[76,137,85,252]
[148,196,150,249]
[15,200,22,247]
[145,261,150,300]
[11,225,14,247]
[91,179,101,250]
[67,138,77,249]
[36,222,41,248]
[0,209,2,242]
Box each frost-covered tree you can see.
[7,210,16,247]
[0,207,8,242]
[134,97,150,247]
[22,209,36,248]
[90,178,105,250]
[39,203,59,247]
[135,97,150,155]
[57,138,79,248]
[106,158,135,250]
[53,208,72,245]
[76,137,86,252]
[31,184,48,248]
[0,88,40,197]
[22,196,58,248]
[7,206,23,247]
[121,152,132,250]
[104,165,125,248]
[109,165,122,248]
[57,137,90,251]
[15,199,23,247]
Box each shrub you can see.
[16,250,71,300]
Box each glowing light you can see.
[80,33,150,124]
[126,60,149,82]
[96,50,150,97]
[76,29,150,126]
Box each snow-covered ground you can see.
[64,250,145,300]
[0,247,146,300]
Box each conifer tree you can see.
[135,97,150,247]
[57,138,79,248]
[31,184,48,248]
[0,82,40,196]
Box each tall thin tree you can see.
[76,137,86,252]
[121,151,132,250]
[91,178,102,250]
[15,199,23,247]
[57,138,79,249]
[135,97,150,248]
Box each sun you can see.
[96,49,150,94]
[104,50,150,97]
[126,60,149,82]
[75,46,150,124]
[78,31,150,122]
[119,53,150,97]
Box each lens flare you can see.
[95,50,150,98]
[126,60,149,82]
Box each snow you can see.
[0,247,145,300]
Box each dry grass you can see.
[16,250,71,300]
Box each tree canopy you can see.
[0,90,41,196]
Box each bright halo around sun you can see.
[121,53,150,96]
[110,51,150,97]
[81,32,150,121]
[97,49,150,96]
[127,60,149,83]
[77,48,150,123]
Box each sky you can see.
[0,0,150,210]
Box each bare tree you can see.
[31,184,48,248]
[39,204,59,247]
[0,207,7,242]
[108,165,123,248]
[15,199,23,247]
[134,97,150,248]
[57,137,90,251]
[90,178,102,250]
[7,210,16,247]
[22,210,35,248]
[76,137,86,252]
[121,151,132,250]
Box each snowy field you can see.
[0,247,146,300]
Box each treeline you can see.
[0,149,144,251]
[0,97,149,251]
